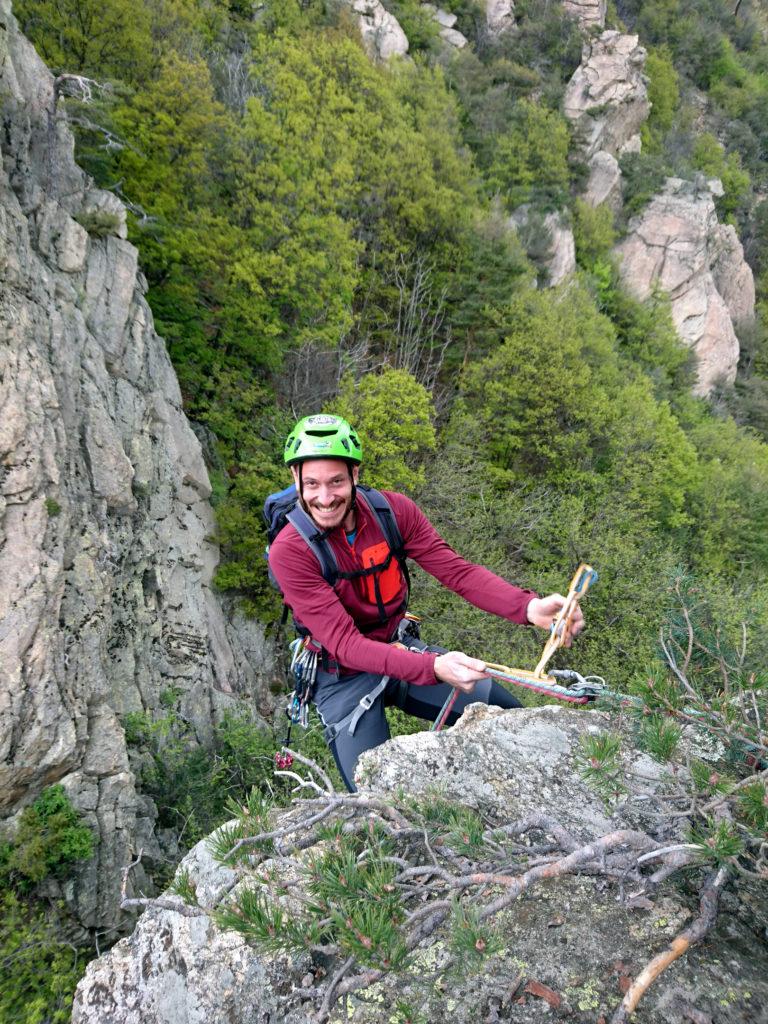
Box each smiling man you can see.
[269,414,584,790]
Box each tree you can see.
[332,369,437,493]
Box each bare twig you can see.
[610,867,729,1023]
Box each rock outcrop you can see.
[563,0,607,31]
[423,4,469,48]
[73,705,768,1024]
[510,207,576,287]
[615,177,755,395]
[351,0,409,61]
[0,0,271,931]
[486,0,515,34]
[565,31,650,211]
[565,31,649,160]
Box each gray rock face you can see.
[584,149,622,210]
[73,705,768,1024]
[421,4,469,48]
[565,31,649,211]
[510,207,576,287]
[486,0,515,33]
[0,0,271,930]
[615,177,755,395]
[563,0,607,30]
[564,32,650,161]
[351,0,409,61]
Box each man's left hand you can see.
[526,594,585,646]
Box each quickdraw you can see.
[275,637,319,769]
[433,563,603,731]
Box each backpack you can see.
[263,484,411,626]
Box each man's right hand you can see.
[434,651,487,692]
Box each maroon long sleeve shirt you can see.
[268,490,537,686]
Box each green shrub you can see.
[573,199,616,271]
[0,890,88,1024]
[691,133,751,222]
[0,786,94,890]
[486,99,571,209]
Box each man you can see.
[269,414,584,790]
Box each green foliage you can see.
[456,283,697,531]
[0,890,88,1024]
[45,497,61,516]
[641,46,680,151]
[168,867,199,906]
[449,901,503,963]
[619,150,670,216]
[0,786,94,889]
[689,818,744,866]
[218,825,408,969]
[14,0,154,78]
[685,415,768,574]
[486,99,571,209]
[332,368,437,492]
[737,783,768,834]
[576,733,627,805]
[384,0,441,52]
[407,791,487,855]
[122,701,292,849]
[573,200,616,271]
[691,133,751,221]
[636,713,682,762]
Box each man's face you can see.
[291,458,359,531]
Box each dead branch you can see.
[610,866,728,1024]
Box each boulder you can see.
[0,0,272,931]
[584,149,622,210]
[486,0,516,33]
[73,705,768,1024]
[351,0,409,61]
[421,4,469,48]
[422,3,457,27]
[615,177,755,395]
[562,0,607,31]
[564,32,650,161]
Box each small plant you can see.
[690,818,745,867]
[449,900,503,965]
[637,713,682,762]
[576,732,628,805]
[45,497,62,516]
[74,208,123,238]
[0,890,89,1024]
[168,868,199,906]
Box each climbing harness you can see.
[432,564,600,732]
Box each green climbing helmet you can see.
[284,415,363,466]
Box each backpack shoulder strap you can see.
[358,487,406,559]
[286,504,340,586]
[358,487,410,599]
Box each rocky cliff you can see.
[72,705,768,1024]
[615,177,755,395]
[0,0,272,933]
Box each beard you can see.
[305,494,352,532]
